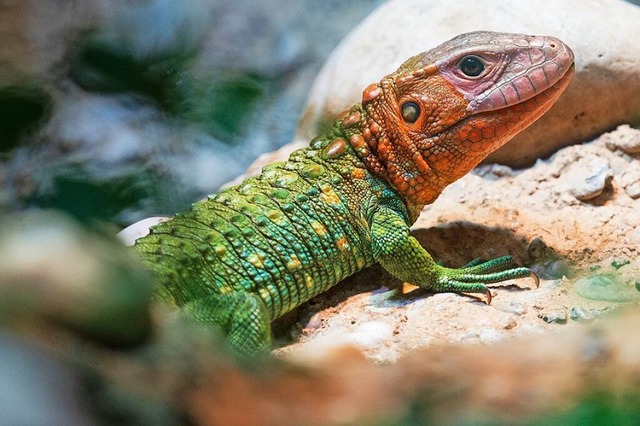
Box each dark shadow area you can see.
[412,221,533,267]
[0,86,51,153]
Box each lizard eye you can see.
[401,101,420,123]
[458,55,485,77]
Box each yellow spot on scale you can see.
[311,221,328,237]
[305,274,314,289]
[219,286,233,295]
[258,287,271,302]
[275,172,299,188]
[286,254,302,271]
[319,183,342,205]
[300,164,324,178]
[266,209,286,225]
[336,236,350,252]
[267,210,282,220]
[350,168,366,179]
[247,253,265,268]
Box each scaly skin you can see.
[134,31,575,356]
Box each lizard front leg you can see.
[370,206,537,303]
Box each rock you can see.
[539,310,567,324]
[620,165,640,199]
[603,124,640,154]
[573,274,638,302]
[295,0,640,167]
[0,0,99,86]
[1,0,387,223]
[564,156,613,201]
[569,306,595,323]
[118,216,172,246]
[528,237,572,279]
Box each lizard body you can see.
[134,31,574,356]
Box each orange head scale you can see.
[357,31,575,207]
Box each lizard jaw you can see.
[458,61,575,156]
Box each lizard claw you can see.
[530,271,540,289]
[484,288,492,305]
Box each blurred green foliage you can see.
[176,74,265,141]
[535,389,640,426]
[71,40,192,110]
[71,38,267,143]
[33,167,158,224]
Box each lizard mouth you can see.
[421,61,575,181]
[503,62,575,113]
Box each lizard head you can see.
[354,31,574,207]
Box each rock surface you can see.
[295,0,640,167]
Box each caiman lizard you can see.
[134,31,575,356]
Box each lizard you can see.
[134,31,575,356]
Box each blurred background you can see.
[0,0,385,226]
[2,1,640,424]
[1,2,389,423]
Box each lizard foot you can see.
[437,256,538,304]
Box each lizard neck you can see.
[337,103,435,218]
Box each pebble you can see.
[540,310,567,324]
[572,274,638,302]
[499,317,518,330]
[611,259,631,270]
[527,237,550,260]
[566,157,613,201]
[533,260,572,280]
[569,306,595,323]
[475,164,514,180]
[603,124,640,154]
[620,167,640,200]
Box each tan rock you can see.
[295,0,640,167]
